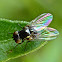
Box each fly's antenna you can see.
[18,24,23,29]
[8,32,13,34]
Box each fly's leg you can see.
[14,40,24,49]
[14,43,22,49]
[18,24,23,29]
[25,41,31,51]
[9,40,24,52]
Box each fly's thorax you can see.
[18,28,30,40]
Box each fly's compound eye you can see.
[13,31,19,40]
[14,35,18,38]
[13,34,18,40]
[14,31,18,35]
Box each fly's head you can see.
[12,31,21,43]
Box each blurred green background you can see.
[0,0,62,62]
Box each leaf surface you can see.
[0,19,47,62]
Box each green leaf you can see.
[0,19,47,62]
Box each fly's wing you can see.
[34,27,59,41]
[28,13,53,27]
[27,13,59,41]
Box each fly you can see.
[11,13,59,49]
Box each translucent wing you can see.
[28,13,53,27]
[27,13,59,41]
[34,27,59,41]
